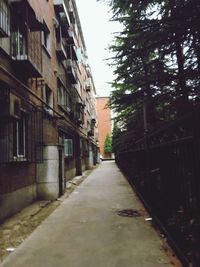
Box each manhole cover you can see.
[117,209,141,218]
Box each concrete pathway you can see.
[0,161,176,267]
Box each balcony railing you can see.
[67,26,75,45]
[88,129,94,137]
[54,0,70,36]
[11,30,42,77]
[56,39,67,60]
[65,59,77,84]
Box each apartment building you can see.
[0,0,98,221]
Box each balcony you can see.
[56,39,67,60]
[75,112,84,126]
[66,45,78,62]
[88,129,94,137]
[65,59,77,84]
[67,26,75,45]
[54,0,70,35]
[10,0,43,32]
[11,30,42,77]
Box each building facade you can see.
[96,96,112,159]
[0,0,98,222]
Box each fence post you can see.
[143,129,149,199]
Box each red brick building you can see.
[96,97,112,159]
[0,0,98,222]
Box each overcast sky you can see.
[76,0,119,97]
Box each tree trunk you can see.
[168,0,189,109]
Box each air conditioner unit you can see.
[9,93,21,119]
[86,85,91,92]
[91,118,96,125]
[76,101,84,108]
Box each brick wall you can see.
[96,97,111,158]
[0,163,36,194]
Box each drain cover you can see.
[117,209,141,218]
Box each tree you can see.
[108,0,176,137]
[104,134,112,154]
[98,0,200,145]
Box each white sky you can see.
[76,0,119,97]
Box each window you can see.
[58,83,63,106]
[11,28,26,58]
[0,101,44,163]
[75,81,81,96]
[55,25,61,43]
[69,11,75,24]
[80,139,83,157]
[82,139,89,157]
[76,101,84,125]
[0,0,10,37]
[43,85,53,114]
[65,90,72,112]
[57,80,72,112]
[64,139,73,157]
[13,116,26,159]
[42,21,51,53]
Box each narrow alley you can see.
[0,161,180,267]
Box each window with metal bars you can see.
[57,80,72,113]
[64,139,73,157]
[0,0,10,37]
[13,114,26,160]
[11,27,27,59]
[0,108,43,164]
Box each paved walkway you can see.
[0,161,177,267]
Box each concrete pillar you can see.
[37,145,59,200]
[88,143,94,169]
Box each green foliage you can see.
[104,134,112,154]
[98,0,200,152]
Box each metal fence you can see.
[116,107,200,266]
